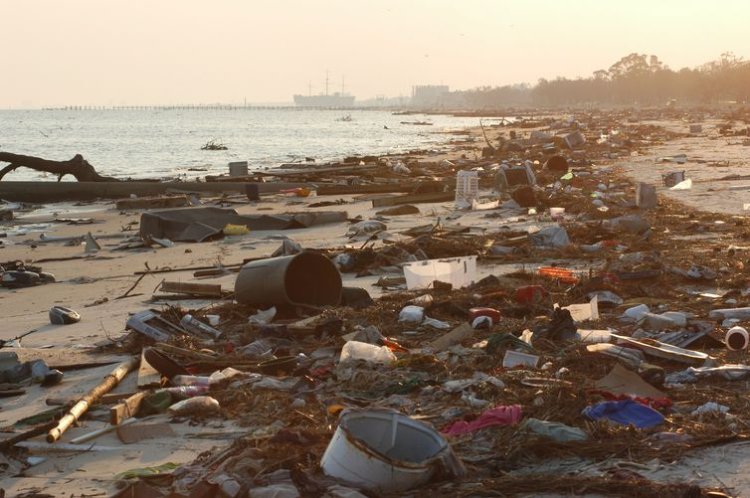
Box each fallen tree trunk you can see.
[0,152,119,182]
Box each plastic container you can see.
[403,256,477,290]
[468,307,501,322]
[235,252,342,307]
[454,170,478,209]
[503,350,540,369]
[321,409,452,492]
[228,161,248,177]
[339,341,396,365]
[726,326,749,351]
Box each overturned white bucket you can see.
[321,409,455,492]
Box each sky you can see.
[1,0,748,108]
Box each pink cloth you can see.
[442,404,523,435]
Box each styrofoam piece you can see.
[339,341,396,365]
[669,178,692,190]
[471,199,500,211]
[576,329,612,343]
[562,296,599,322]
[403,256,477,290]
[321,409,451,492]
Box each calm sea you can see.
[0,109,483,181]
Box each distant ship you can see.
[294,72,355,107]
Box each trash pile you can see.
[3,110,749,497]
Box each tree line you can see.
[446,53,749,108]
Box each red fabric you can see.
[442,404,523,435]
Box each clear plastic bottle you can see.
[180,314,222,339]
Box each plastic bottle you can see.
[180,314,222,339]
[172,375,211,387]
[340,341,396,365]
[168,396,220,416]
[158,385,209,398]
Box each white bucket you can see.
[403,255,477,290]
[228,161,248,177]
[321,409,450,493]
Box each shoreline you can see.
[3,110,750,497]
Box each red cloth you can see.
[442,404,523,435]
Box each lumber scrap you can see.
[159,281,223,298]
[109,391,148,425]
[371,191,453,208]
[316,183,416,196]
[115,195,189,210]
[47,357,139,443]
[137,349,162,388]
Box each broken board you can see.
[137,349,162,388]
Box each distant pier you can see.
[40,104,401,111]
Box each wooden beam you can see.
[109,391,148,425]
[159,281,223,298]
[137,349,162,389]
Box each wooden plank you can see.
[317,183,415,196]
[137,350,162,388]
[371,191,454,208]
[109,391,148,425]
[159,281,222,297]
[115,195,189,210]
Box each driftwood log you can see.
[0,152,119,182]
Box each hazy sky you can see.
[2,0,748,107]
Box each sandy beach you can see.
[3,112,750,497]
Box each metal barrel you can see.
[235,252,342,307]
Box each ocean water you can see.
[0,109,483,181]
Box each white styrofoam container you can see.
[403,255,477,290]
[321,409,449,493]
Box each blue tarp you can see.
[582,399,664,429]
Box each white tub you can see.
[321,409,451,492]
